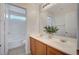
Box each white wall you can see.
[25,4,40,54]
[39,10,48,34]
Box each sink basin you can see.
[54,38,67,43]
[50,37,75,46]
[60,39,67,43]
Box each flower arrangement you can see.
[44,26,58,34]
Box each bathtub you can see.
[8,39,25,49]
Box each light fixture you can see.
[41,3,56,10]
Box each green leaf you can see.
[44,25,59,34]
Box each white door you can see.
[5,4,26,54]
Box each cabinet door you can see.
[35,40,46,55]
[47,46,67,55]
[30,37,36,55]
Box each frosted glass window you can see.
[47,16,53,26]
[10,15,26,21]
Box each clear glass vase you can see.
[48,33,53,39]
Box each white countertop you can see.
[30,34,77,55]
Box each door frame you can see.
[4,3,27,55]
[0,4,6,55]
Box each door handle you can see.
[0,44,1,47]
[65,32,68,34]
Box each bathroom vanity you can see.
[30,34,77,55]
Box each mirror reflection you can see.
[39,3,78,39]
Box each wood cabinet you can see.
[30,37,68,55]
[30,37,46,55]
[30,37,36,55]
[77,50,79,55]
[47,46,67,55]
[35,40,46,55]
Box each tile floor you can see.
[8,45,26,55]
